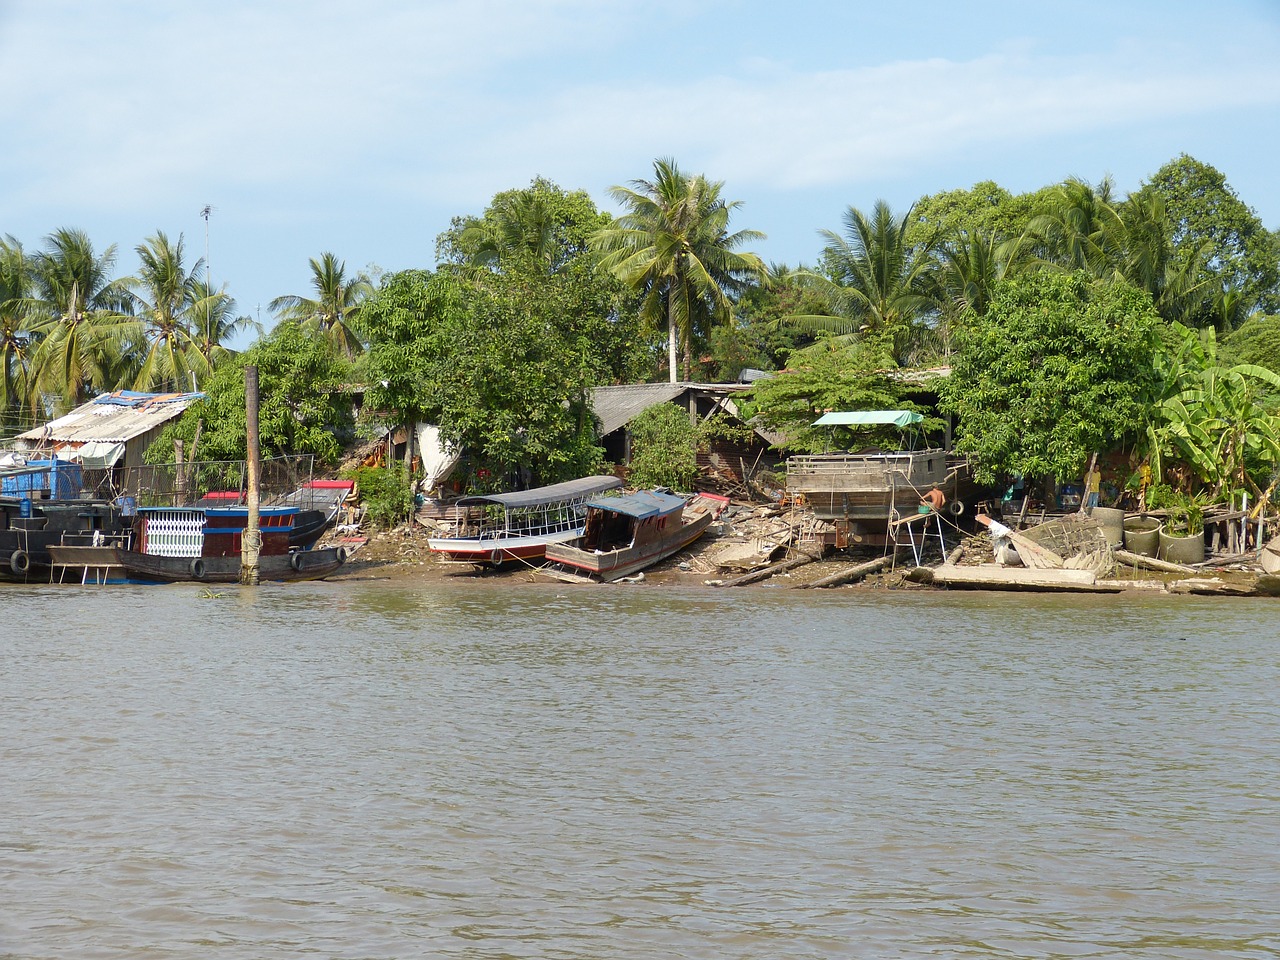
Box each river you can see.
[2,581,1279,959]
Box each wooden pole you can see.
[174,438,185,504]
[799,554,893,589]
[715,546,825,587]
[240,365,261,585]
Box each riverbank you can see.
[323,522,1274,596]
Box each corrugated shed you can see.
[16,391,202,445]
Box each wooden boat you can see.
[1,498,122,581]
[116,504,346,583]
[785,411,965,548]
[0,458,130,582]
[427,475,623,565]
[543,490,730,582]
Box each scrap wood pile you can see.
[700,503,820,573]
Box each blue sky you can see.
[3,0,1279,341]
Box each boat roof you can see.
[584,489,686,519]
[456,475,622,509]
[813,410,922,427]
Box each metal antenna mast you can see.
[200,204,213,292]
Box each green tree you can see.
[187,277,259,379]
[125,231,215,392]
[0,236,38,424]
[269,252,372,358]
[149,321,355,464]
[27,228,133,410]
[362,268,608,487]
[625,402,699,490]
[594,157,768,383]
[908,180,1041,250]
[435,180,649,384]
[437,177,609,275]
[1144,323,1280,498]
[743,338,915,453]
[941,271,1161,484]
[788,201,938,365]
[1132,154,1280,319]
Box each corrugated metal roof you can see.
[589,383,688,437]
[456,475,622,509]
[16,391,202,445]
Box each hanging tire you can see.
[490,548,504,565]
[335,545,349,563]
[10,550,30,576]
[950,499,966,517]
[189,557,206,580]
[290,552,305,572]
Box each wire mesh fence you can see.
[83,455,323,508]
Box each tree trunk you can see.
[667,304,678,384]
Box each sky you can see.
[3,0,1279,344]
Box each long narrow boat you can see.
[543,490,730,582]
[427,475,623,565]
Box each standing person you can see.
[1082,454,1101,513]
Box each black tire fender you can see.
[189,557,206,580]
[10,550,30,576]
[289,552,305,572]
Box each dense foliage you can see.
[624,402,699,491]
[347,463,415,529]
[6,153,1280,508]
[743,339,918,453]
[146,321,355,464]
[941,272,1161,484]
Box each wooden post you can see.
[240,365,261,585]
[174,438,185,505]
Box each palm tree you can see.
[458,186,561,273]
[786,201,938,365]
[594,158,767,382]
[27,228,133,410]
[269,252,371,357]
[126,231,209,392]
[0,236,39,424]
[932,229,1029,319]
[189,278,259,379]
[1025,177,1124,276]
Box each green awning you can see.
[812,410,922,428]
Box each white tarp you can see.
[71,441,127,469]
[415,424,459,495]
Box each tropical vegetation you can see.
[3,152,1278,512]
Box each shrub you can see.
[349,464,415,529]
[626,403,698,491]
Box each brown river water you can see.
[2,581,1279,959]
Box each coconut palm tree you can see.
[594,158,767,382]
[27,228,133,410]
[125,231,210,392]
[785,201,938,365]
[1026,177,1125,276]
[269,252,371,358]
[188,278,259,380]
[0,236,39,424]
